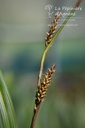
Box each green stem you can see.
[37,0,83,87]
[30,1,83,128]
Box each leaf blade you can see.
[0,92,10,128]
[45,0,83,53]
[0,71,18,128]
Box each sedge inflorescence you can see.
[45,12,61,47]
[34,65,56,111]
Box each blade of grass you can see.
[0,71,18,128]
[0,92,10,128]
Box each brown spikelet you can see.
[45,12,60,47]
[34,65,56,110]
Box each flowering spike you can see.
[45,12,61,47]
[34,65,56,109]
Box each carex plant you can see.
[0,0,83,128]
[30,0,83,128]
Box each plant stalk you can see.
[30,0,83,128]
[30,102,42,128]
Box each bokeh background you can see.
[0,0,85,128]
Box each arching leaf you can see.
[0,71,18,128]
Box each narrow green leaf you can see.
[45,0,82,53]
[0,92,10,128]
[0,71,18,128]
[40,0,82,87]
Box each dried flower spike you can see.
[45,12,61,47]
[34,65,56,111]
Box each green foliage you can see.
[0,71,18,128]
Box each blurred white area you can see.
[0,23,45,43]
[0,0,46,23]
[0,0,47,43]
[0,0,85,43]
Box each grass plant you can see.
[0,0,83,128]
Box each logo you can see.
[45,4,54,18]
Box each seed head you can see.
[45,12,61,47]
[34,65,56,110]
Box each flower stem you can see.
[30,1,83,128]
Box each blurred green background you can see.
[0,0,85,128]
